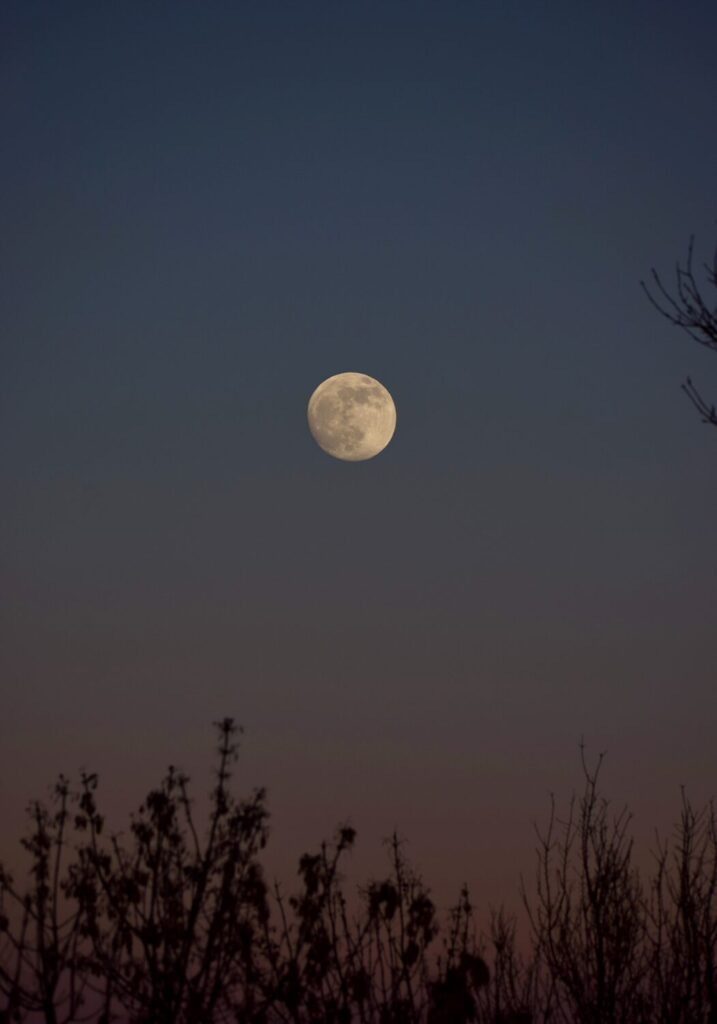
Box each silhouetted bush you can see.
[1,721,715,1022]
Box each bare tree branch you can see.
[642,234,717,430]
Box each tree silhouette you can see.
[0,776,91,1023]
[1,720,716,1022]
[523,747,648,1022]
[647,792,717,1022]
[642,234,717,427]
[71,720,271,1024]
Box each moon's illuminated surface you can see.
[307,372,397,461]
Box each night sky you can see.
[2,2,716,910]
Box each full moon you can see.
[307,372,397,461]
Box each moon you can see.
[307,372,397,461]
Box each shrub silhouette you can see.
[1,721,715,1023]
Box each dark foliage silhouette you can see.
[1,721,715,1023]
[642,234,717,427]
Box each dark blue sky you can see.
[2,1,716,904]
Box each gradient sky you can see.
[2,1,716,914]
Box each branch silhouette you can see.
[642,234,717,428]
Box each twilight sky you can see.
[1,1,716,911]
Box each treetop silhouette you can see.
[1,720,715,1023]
